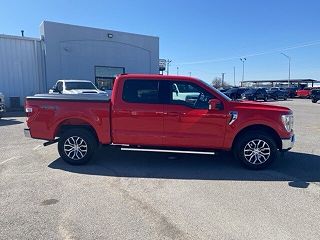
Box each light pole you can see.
[281,53,291,87]
[233,66,236,86]
[166,59,172,75]
[221,73,226,88]
[240,58,246,83]
[176,66,179,75]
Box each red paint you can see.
[296,88,312,98]
[25,74,294,151]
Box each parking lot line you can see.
[0,156,21,165]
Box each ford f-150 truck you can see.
[24,74,295,169]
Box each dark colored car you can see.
[241,88,268,101]
[311,89,320,103]
[267,88,288,101]
[224,88,249,100]
[284,87,298,98]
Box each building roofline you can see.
[41,20,159,39]
[0,34,40,41]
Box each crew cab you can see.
[49,80,108,95]
[25,74,295,169]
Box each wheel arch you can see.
[232,124,282,150]
[55,118,99,143]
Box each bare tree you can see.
[211,77,231,89]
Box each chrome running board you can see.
[120,147,215,155]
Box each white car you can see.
[172,83,200,101]
[0,92,6,119]
[49,80,108,95]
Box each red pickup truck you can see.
[24,74,295,169]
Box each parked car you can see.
[267,88,288,100]
[310,89,320,103]
[241,88,268,101]
[284,87,298,98]
[49,80,108,95]
[0,92,6,119]
[172,82,200,101]
[25,74,295,170]
[296,87,312,98]
[224,87,249,100]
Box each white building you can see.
[0,21,159,107]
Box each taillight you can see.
[25,106,33,117]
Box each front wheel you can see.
[58,128,97,165]
[233,131,278,169]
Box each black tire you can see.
[264,96,268,102]
[233,131,278,169]
[312,99,317,103]
[253,96,257,101]
[58,128,98,165]
[274,96,278,101]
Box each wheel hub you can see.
[64,136,88,160]
[244,139,271,165]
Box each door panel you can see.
[163,81,228,149]
[112,79,164,145]
[164,105,227,148]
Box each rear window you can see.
[65,82,96,90]
[122,79,160,104]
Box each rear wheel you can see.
[58,128,97,165]
[233,131,278,169]
[312,99,317,103]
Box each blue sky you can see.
[1,0,319,85]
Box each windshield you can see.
[65,82,97,90]
[225,88,237,94]
[198,79,231,101]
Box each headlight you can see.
[281,114,294,132]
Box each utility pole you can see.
[176,66,179,75]
[240,58,247,83]
[233,66,236,86]
[166,59,172,75]
[189,72,192,77]
[281,53,291,87]
[221,73,226,88]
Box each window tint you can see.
[122,80,160,104]
[170,81,213,109]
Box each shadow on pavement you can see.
[48,147,320,184]
[0,118,23,126]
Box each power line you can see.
[178,40,320,65]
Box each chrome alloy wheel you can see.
[243,139,271,165]
[64,136,88,160]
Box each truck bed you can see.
[25,94,111,144]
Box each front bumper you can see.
[281,134,295,151]
[24,128,31,138]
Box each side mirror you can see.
[208,99,223,110]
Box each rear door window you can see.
[122,79,160,104]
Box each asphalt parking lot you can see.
[0,99,320,240]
